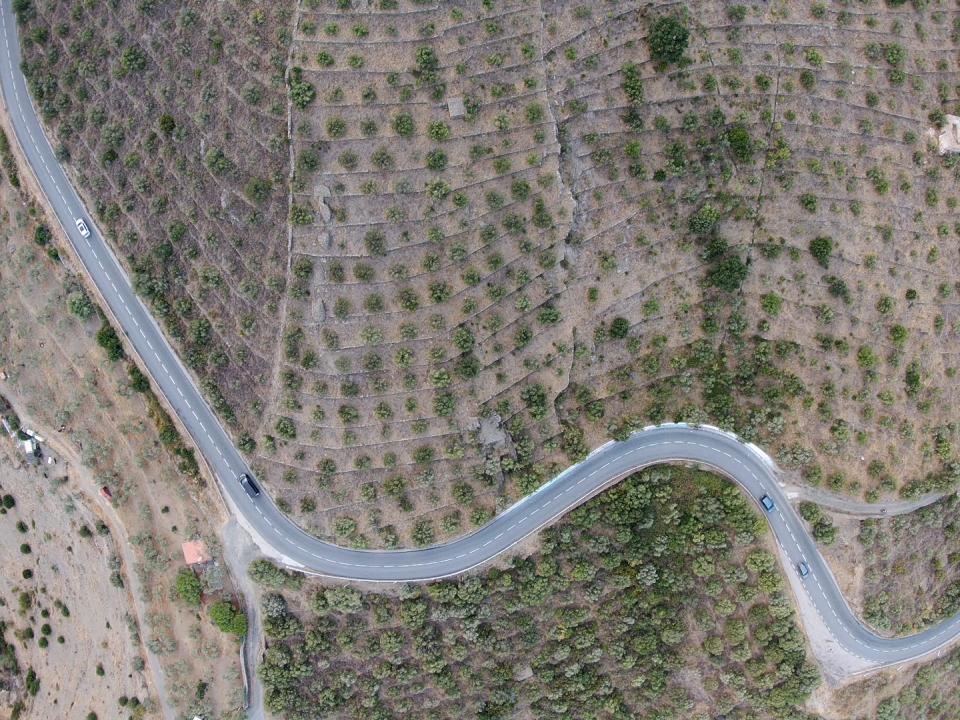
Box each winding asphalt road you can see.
[2,0,959,676]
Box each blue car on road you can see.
[797,561,810,578]
[760,495,775,512]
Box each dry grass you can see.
[0,155,245,718]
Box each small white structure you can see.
[937,115,960,154]
[18,437,39,465]
[22,428,45,442]
[315,185,332,223]
[447,96,466,119]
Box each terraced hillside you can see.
[549,2,960,508]
[13,0,960,548]
[13,0,292,440]
[274,0,577,547]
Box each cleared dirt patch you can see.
[0,444,148,719]
[0,146,246,718]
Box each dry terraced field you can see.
[13,0,960,551]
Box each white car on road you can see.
[74,217,90,237]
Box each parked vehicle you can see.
[238,473,260,499]
[760,495,775,512]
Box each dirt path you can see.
[220,518,265,720]
[782,481,948,517]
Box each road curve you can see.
[2,0,959,672]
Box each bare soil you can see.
[0,158,244,718]
[814,510,867,618]
[815,643,960,720]
[0,443,147,720]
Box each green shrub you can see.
[248,559,303,590]
[889,324,908,347]
[118,45,147,75]
[726,124,754,162]
[609,317,630,339]
[808,236,833,268]
[425,149,447,171]
[427,121,451,141]
[289,68,316,109]
[67,291,96,319]
[290,204,314,226]
[689,204,721,235]
[244,177,273,204]
[158,114,175,135]
[175,568,203,606]
[393,113,415,137]
[326,117,346,138]
[452,326,475,353]
[647,16,689,64]
[204,147,233,175]
[96,324,125,361]
[760,293,782,317]
[127,364,150,392]
[364,230,387,256]
[322,587,363,614]
[708,256,748,293]
[209,600,247,636]
[33,224,51,246]
[621,63,644,104]
[25,668,39,695]
[857,346,878,369]
[825,276,850,303]
[799,193,818,213]
[275,417,297,440]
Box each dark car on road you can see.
[239,473,260,499]
[797,561,810,578]
[760,495,775,512]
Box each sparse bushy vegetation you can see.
[859,493,960,634]
[259,468,820,719]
